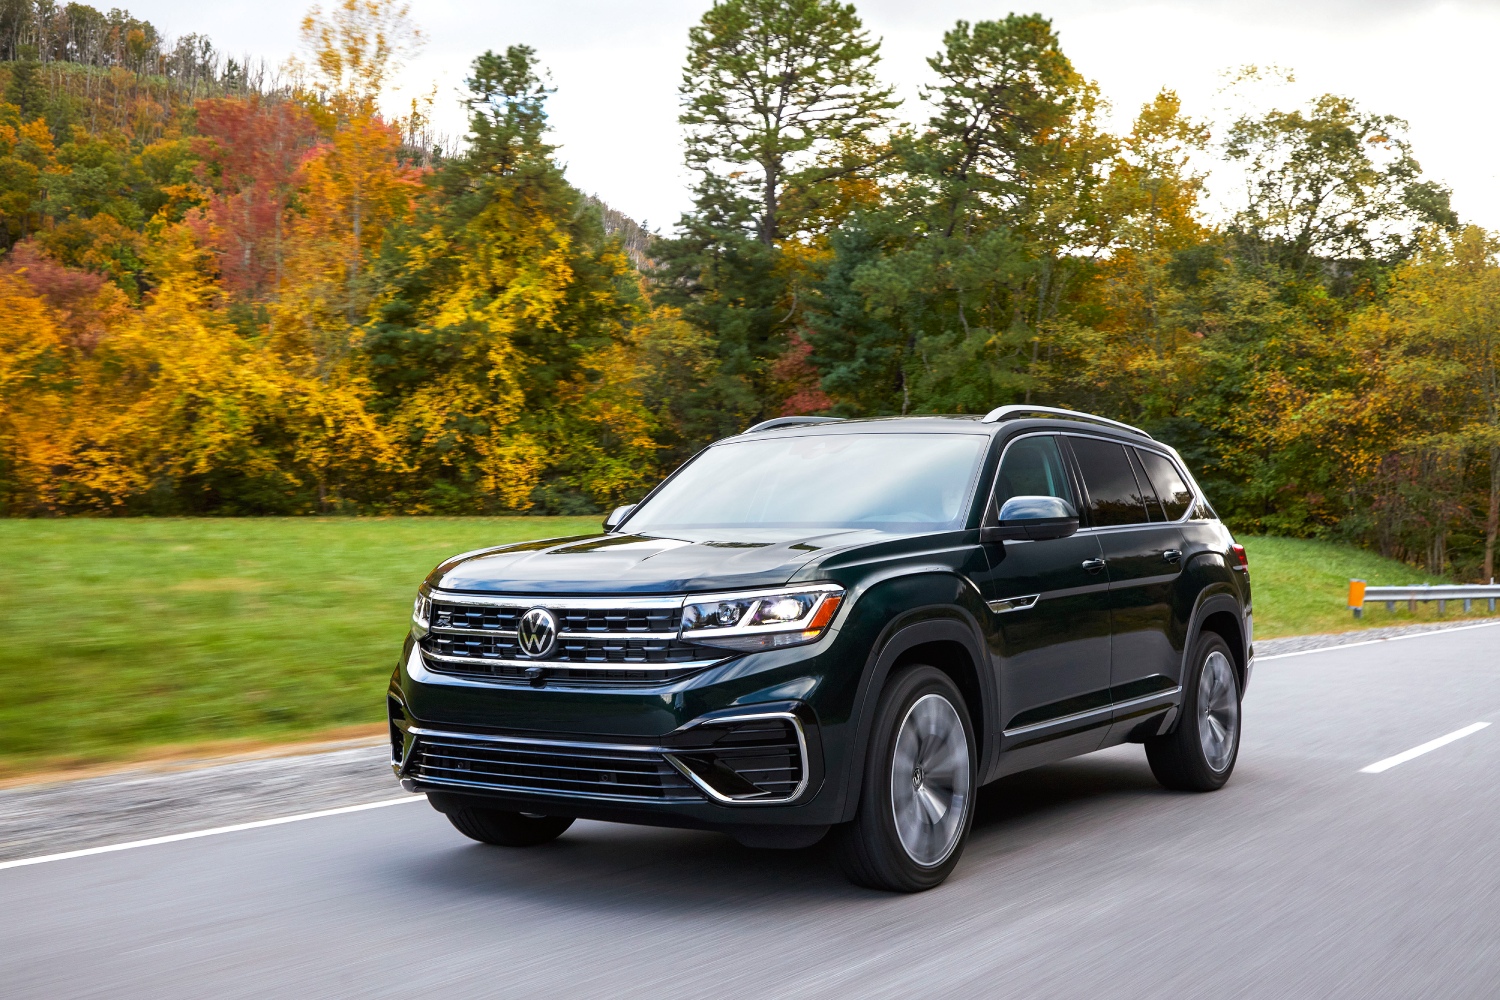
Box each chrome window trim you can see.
[1057,431,1207,529]
[981,431,1082,529]
[661,710,811,806]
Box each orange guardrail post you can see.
[1348,579,1366,619]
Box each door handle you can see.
[1082,558,1105,573]
[1162,549,1182,564]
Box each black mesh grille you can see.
[410,734,701,802]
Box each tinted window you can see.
[1126,449,1166,522]
[994,435,1075,512]
[1068,437,1151,526]
[1135,449,1193,520]
[624,433,987,533]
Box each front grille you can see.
[666,717,806,801]
[420,596,715,686]
[410,733,701,802]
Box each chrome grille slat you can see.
[411,732,701,802]
[420,743,667,769]
[421,596,711,685]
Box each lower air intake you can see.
[663,716,806,803]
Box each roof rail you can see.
[980,405,1152,439]
[742,416,845,434]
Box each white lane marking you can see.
[1360,723,1491,774]
[1258,619,1500,661]
[0,795,425,872]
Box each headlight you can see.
[681,585,845,651]
[412,592,431,629]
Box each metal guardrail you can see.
[1347,580,1500,618]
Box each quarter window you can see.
[1135,449,1193,521]
[1068,437,1152,526]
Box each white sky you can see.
[128,0,1500,233]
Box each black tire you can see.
[1146,631,1241,791]
[445,805,574,847]
[832,665,977,893]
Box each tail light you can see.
[1230,543,1248,573]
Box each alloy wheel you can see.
[890,693,971,867]
[1197,650,1239,772]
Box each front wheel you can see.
[832,665,976,892]
[1146,632,1241,791]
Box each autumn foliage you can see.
[2,1,1500,581]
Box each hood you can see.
[428,528,886,595]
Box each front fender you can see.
[826,571,994,824]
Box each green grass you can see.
[0,517,598,775]
[0,519,1491,775]
[1241,535,1492,638]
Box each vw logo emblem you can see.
[517,607,558,658]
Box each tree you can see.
[1354,227,1500,578]
[808,14,1114,416]
[655,0,895,433]
[1226,93,1457,278]
[194,95,320,300]
[679,0,895,247]
[366,46,656,512]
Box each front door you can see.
[1064,436,1186,732]
[975,434,1113,772]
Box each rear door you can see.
[1064,436,1185,719]
[975,434,1113,770]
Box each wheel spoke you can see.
[890,692,972,867]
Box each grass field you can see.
[0,519,1488,775]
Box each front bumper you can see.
[389,632,858,829]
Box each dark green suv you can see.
[389,407,1252,891]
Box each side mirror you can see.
[980,496,1079,543]
[603,504,636,533]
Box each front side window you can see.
[1067,436,1152,526]
[623,432,988,534]
[1135,448,1193,521]
[993,435,1075,513]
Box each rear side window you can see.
[1068,437,1151,526]
[994,435,1076,511]
[1135,449,1193,521]
[1126,449,1166,522]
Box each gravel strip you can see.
[1255,617,1500,658]
[0,741,405,864]
[4,616,1499,865]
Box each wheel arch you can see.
[1182,590,1249,692]
[835,600,994,824]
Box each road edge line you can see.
[1258,619,1500,662]
[0,795,425,872]
[1360,722,1491,774]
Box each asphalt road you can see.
[5,623,1500,999]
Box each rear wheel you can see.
[444,805,574,847]
[1146,632,1241,791]
[833,665,976,892]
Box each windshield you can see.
[623,432,988,534]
